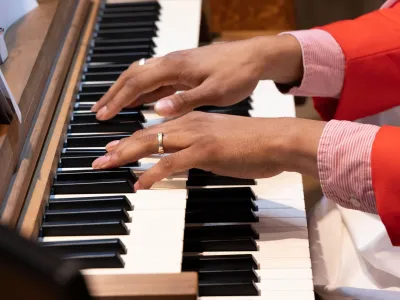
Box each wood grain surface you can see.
[207,0,296,32]
[18,0,99,239]
[85,273,198,300]
[0,0,82,225]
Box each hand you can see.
[92,112,325,190]
[91,35,302,120]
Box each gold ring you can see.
[157,132,164,154]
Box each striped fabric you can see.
[279,0,395,213]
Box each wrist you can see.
[276,118,326,178]
[253,35,303,84]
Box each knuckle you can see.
[125,76,141,90]
[173,93,191,111]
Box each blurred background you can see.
[201,0,384,211]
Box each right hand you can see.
[91,35,302,120]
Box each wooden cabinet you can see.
[204,0,296,32]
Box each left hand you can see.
[92,112,324,190]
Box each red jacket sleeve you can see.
[312,2,400,121]
[371,126,400,246]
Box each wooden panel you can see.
[85,273,198,300]
[0,0,81,222]
[207,0,296,32]
[0,0,89,228]
[19,0,101,240]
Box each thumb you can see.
[154,84,214,117]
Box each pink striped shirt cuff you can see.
[318,120,380,213]
[279,29,345,98]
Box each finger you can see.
[92,131,188,169]
[91,59,159,113]
[135,148,198,190]
[96,62,182,121]
[154,81,217,117]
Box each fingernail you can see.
[134,181,140,192]
[92,154,110,169]
[96,106,108,120]
[155,99,174,115]
[106,140,120,151]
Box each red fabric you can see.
[371,126,400,246]
[312,1,400,121]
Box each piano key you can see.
[99,12,159,24]
[65,134,131,147]
[184,224,259,240]
[198,269,259,284]
[41,238,127,255]
[52,179,134,195]
[199,282,259,297]
[80,82,112,93]
[182,254,259,271]
[187,173,256,187]
[71,111,145,123]
[185,209,258,223]
[40,220,130,236]
[183,237,258,252]
[59,155,139,168]
[198,291,316,300]
[76,91,105,102]
[87,52,152,64]
[68,120,143,134]
[62,252,124,269]
[55,169,136,182]
[43,208,131,223]
[47,196,133,211]
[91,38,155,48]
[82,72,121,82]
[103,1,161,10]
[98,21,159,31]
[94,28,157,40]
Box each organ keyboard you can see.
[0,0,314,299]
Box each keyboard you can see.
[35,1,314,299]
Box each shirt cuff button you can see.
[350,197,361,208]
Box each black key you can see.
[52,179,134,195]
[82,72,122,82]
[198,101,252,112]
[55,169,135,182]
[104,1,161,10]
[80,83,112,94]
[98,21,158,30]
[99,12,159,24]
[102,6,160,14]
[59,155,138,168]
[183,237,258,252]
[68,120,143,133]
[95,28,157,40]
[41,239,127,255]
[199,282,259,297]
[62,252,124,269]
[76,92,106,102]
[198,269,259,284]
[91,38,155,48]
[188,187,256,200]
[40,220,129,236]
[195,107,251,117]
[184,224,259,240]
[187,187,257,211]
[182,254,259,271]
[47,196,133,211]
[187,172,256,186]
[90,44,154,55]
[185,209,258,223]
[71,111,145,123]
[44,208,131,223]
[65,134,131,147]
[87,52,152,63]
[61,149,108,157]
